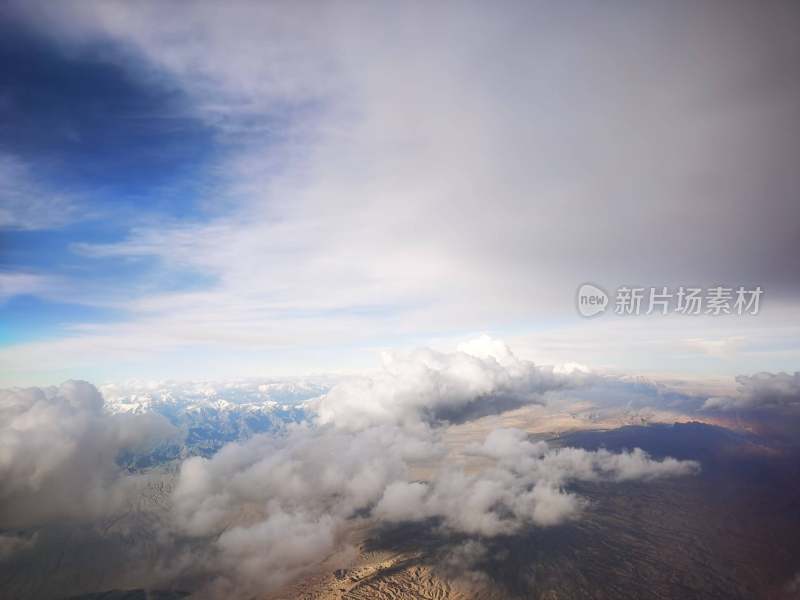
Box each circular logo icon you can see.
[576,283,608,317]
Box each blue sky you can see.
[1,1,799,385]
[0,24,219,211]
[1,20,224,347]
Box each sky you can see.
[1,0,799,385]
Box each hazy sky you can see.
[1,0,799,384]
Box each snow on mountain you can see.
[101,378,332,414]
[100,378,335,458]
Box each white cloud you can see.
[169,422,439,595]
[0,380,176,527]
[0,272,63,302]
[313,337,591,430]
[213,511,340,595]
[375,428,699,535]
[684,337,745,359]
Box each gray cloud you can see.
[0,381,176,527]
[704,371,800,410]
[0,532,37,562]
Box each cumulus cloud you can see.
[314,337,591,430]
[0,380,176,527]
[375,428,699,535]
[170,423,440,594]
[171,424,431,535]
[703,372,800,410]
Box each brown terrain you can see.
[4,416,799,600]
[263,422,800,600]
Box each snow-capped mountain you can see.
[101,378,335,459]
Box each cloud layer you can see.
[0,339,706,596]
[2,0,800,381]
[163,339,698,594]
